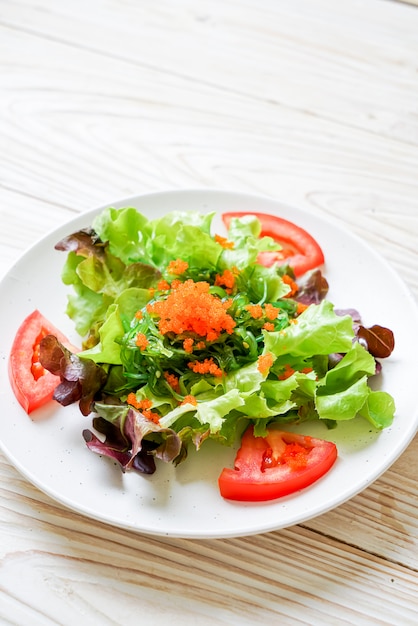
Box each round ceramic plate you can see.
[1,189,417,539]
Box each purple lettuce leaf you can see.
[331,310,394,372]
[86,402,183,474]
[55,228,105,258]
[296,269,329,305]
[357,324,395,359]
[82,423,158,475]
[82,429,132,469]
[123,407,182,467]
[56,227,161,290]
[39,335,107,416]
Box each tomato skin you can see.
[218,426,337,502]
[222,211,325,277]
[8,310,72,414]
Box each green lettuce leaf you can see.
[92,207,150,265]
[220,214,282,270]
[314,344,394,427]
[358,390,396,429]
[195,389,245,433]
[80,288,151,364]
[159,388,245,434]
[263,300,354,358]
[315,375,371,421]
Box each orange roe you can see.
[134,310,143,320]
[164,371,180,393]
[195,341,206,350]
[183,337,194,353]
[282,274,299,297]
[246,304,264,319]
[181,395,197,406]
[167,259,189,275]
[127,393,152,410]
[170,279,182,290]
[214,269,236,291]
[135,332,149,351]
[264,303,279,320]
[278,364,295,380]
[188,357,223,378]
[126,394,159,422]
[263,322,275,331]
[296,302,309,315]
[127,393,139,408]
[215,234,235,249]
[143,409,161,424]
[257,353,274,374]
[157,279,171,291]
[148,280,236,342]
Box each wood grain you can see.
[1,455,417,625]
[0,1,417,623]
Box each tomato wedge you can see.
[222,211,325,277]
[8,310,73,414]
[218,426,337,501]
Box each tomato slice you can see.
[218,426,337,501]
[8,310,73,414]
[222,211,325,277]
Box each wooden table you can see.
[1,1,417,623]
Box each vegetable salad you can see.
[36,207,395,479]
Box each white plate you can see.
[1,189,417,539]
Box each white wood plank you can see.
[2,0,418,143]
[1,455,417,625]
[305,435,418,570]
[0,188,77,277]
[0,23,417,296]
